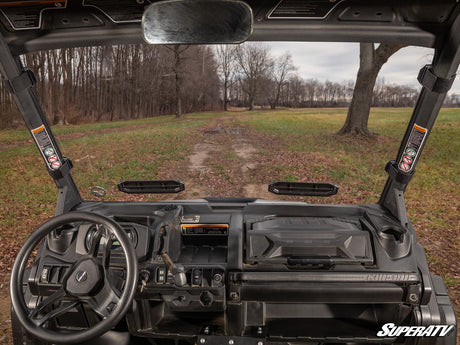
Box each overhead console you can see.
[267,0,343,19]
[0,0,146,31]
[0,0,68,30]
[1,0,458,54]
[82,0,144,23]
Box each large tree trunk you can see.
[271,83,283,110]
[171,45,189,118]
[249,96,255,111]
[338,43,405,136]
[223,80,228,111]
[175,71,182,118]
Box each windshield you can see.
[0,42,458,207]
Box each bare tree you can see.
[286,75,304,108]
[216,45,237,111]
[165,45,190,118]
[304,79,320,107]
[268,53,295,109]
[235,43,273,110]
[338,43,405,136]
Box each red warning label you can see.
[402,155,413,164]
[51,161,61,170]
[48,154,58,163]
[399,162,411,172]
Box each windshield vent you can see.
[268,0,342,19]
[269,181,338,196]
[118,180,185,194]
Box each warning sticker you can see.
[31,125,62,171]
[402,155,413,164]
[48,154,58,163]
[51,161,61,170]
[399,162,411,172]
[44,147,54,156]
[398,123,427,173]
[405,148,416,157]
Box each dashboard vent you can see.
[268,0,342,19]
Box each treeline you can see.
[2,45,220,127]
[0,43,458,129]
[219,43,459,109]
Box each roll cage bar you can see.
[0,2,458,225]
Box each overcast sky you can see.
[266,42,460,94]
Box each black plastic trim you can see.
[230,271,420,283]
[2,67,35,94]
[417,64,456,93]
[385,160,415,185]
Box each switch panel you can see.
[157,267,166,283]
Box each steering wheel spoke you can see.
[29,287,66,319]
[84,285,121,319]
[32,299,80,327]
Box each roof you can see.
[0,0,458,54]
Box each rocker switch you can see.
[49,266,60,284]
[192,269,202,286]
[40,266,51,283]
[157,267,166,283]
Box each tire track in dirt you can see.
[232,140,273,199]
[180,142,216,199]
[177,117,274,200]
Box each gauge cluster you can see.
[76,221,150,261]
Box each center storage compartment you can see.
[245,217,373,265]
[178,224,229,264]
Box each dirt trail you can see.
[176,117,274,200]
[233,141,273,199]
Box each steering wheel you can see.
[10,212,138,344]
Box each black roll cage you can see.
[0,2,458,226]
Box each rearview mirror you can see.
[142,0,253,45]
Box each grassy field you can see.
[0,107,458,342]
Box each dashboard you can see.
[21,199,431,343]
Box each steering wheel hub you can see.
[76,270,88,282]
[66,258,102,296]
